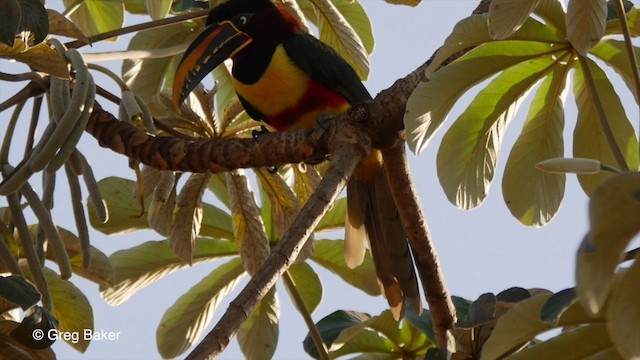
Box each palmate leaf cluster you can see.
[405,0,639,226]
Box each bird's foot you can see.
[317,115,333,130]
[252,125,271,139]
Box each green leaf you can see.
[123,22,197,102]
[156,258,245,358]
[207,173,230,210]
[533,0,567,35]
[329,328,398,358]
[315,197,346,233]
[42,267,93,353]
[311,239,380,296]
[100,239,238,305]
[44,227,113,288]
[488,0,540,39]
[577,173,640,315]
[572,58,639,195]
[0,275,40,311]
[384,0,421,6]
[146,0,171,20]
[426,15,563,76]
[88,177,149,235]
[303,310,371,357]
[406,40,566,155]
[237,287,280,360]
[437,52,558,209]
[606,7,640,36]
[63,0,123,37]
[123,0,147,14]
[590,39,640,103]
[608,260,640,358]
[200,202,234,240]
[287,263,322,314]
[502,64,570,226]
[308,0,369,79]
[481,294,603,359]
[566,0,607,55]
[458,293,496,328]
[506,324,619,360]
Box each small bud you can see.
[536,158,602,174]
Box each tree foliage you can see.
[0,0,638,359]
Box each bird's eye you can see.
[233,14,251,27]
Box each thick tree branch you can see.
[185,121,370,360]
[383,143,456,349]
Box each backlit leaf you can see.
[0,40,67,78]
[47,9,89,43]
[123,22,197,102]
[237,287,280,360]
[43,227,113,287]
[506,324,618,360]
[311,239,379,295]
[146,0,171,20]
[315,197,346,233]
[590,39,640,103]
[63,0,123,37]
[309,0,369,79]
[608,260,640,358]
[438,53,557,209]
[100,239,238,305]
[303,310,371,357]
[577,173,640,315]
[227,170,269,275]
[40,267,93,353]
[169,173,211,264]
[488,0,540,39]
[566,0,606,55]
[88,177,148,235]
[572,58,639,195]
[406,41,565,155]
[502,64,570,226]
[533,0,567,35]
[287,262,322,314]
[384,0,420,6]
[606,7,639,36]
[156,258,245,358]
[481,294,603,359]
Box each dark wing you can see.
[283,33,372,105]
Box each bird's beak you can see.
[172,20,252,107]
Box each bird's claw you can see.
[317,115,333,130]
[252,125,271,140]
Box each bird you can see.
[172,0,421,320]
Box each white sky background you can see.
[1,0,637,359]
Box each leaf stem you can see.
[65,8,212,49]
[282,271,330,360]
[613,0,640,161]
[577,55,630,171]
[88,63,129,91]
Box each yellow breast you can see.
[232,45,309,117]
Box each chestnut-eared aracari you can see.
[173,0,421,319]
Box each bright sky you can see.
[1,0,637,359]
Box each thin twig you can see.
[65,8,212,49]
[282,271,330,360]
[185,122,370,360]
[612,0,640,160]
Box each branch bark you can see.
[185,120,370,360]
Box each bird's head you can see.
[172,0,301,107]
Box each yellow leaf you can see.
[577,172,640,314]
[47,9,88,44]
[0,40,67,77]
[608,261,640,358]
